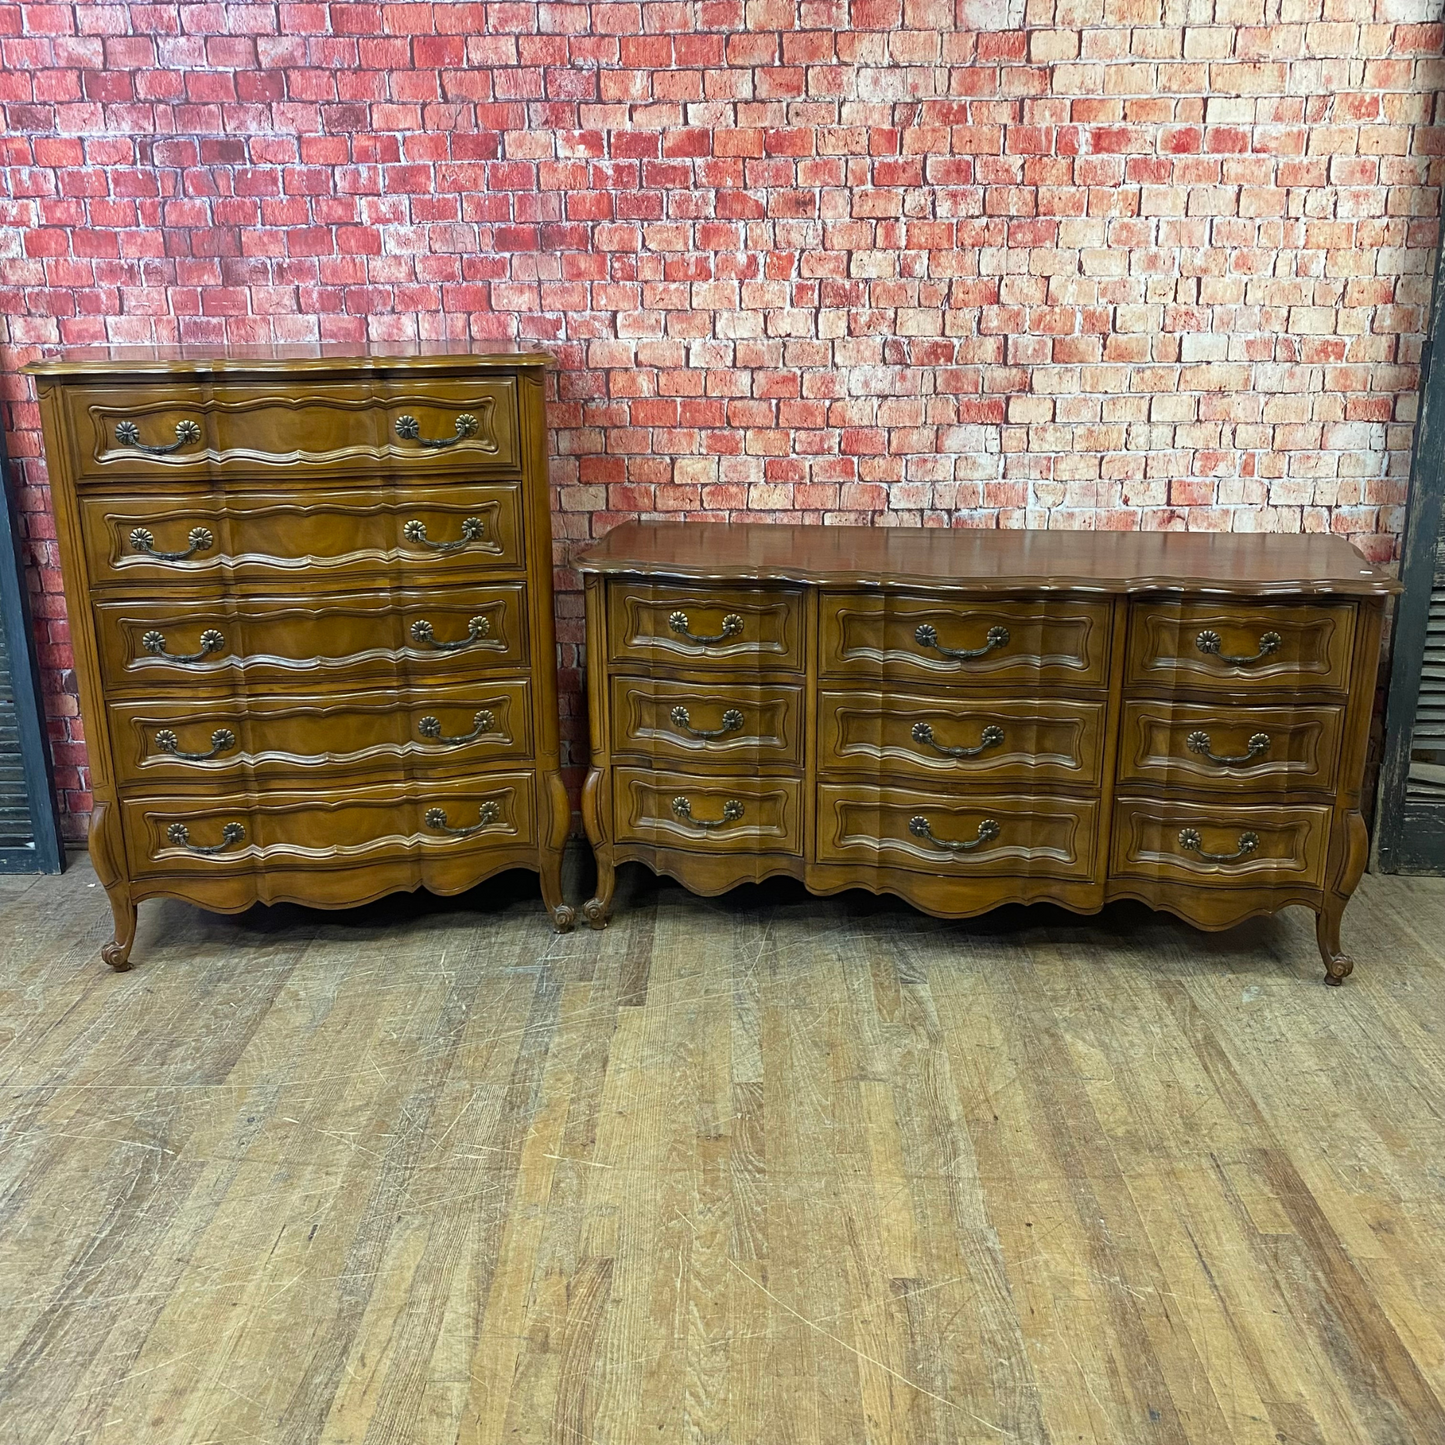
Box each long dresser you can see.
[577,521,1398,984]
[27,347,574,969]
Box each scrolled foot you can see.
[101,940,135,972]
[583,898,609,930]
[1324,954,1354,987]
[552,904,576,934]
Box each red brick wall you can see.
[1,1,1441,837]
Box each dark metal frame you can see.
[1377,240,1445,873]
[0,420,65,873]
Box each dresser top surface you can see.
[23,343,551,379]
[577,520,1400,597]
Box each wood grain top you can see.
[576,519,1400,596]
[22,343,552,378]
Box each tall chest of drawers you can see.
[27,347,575,968]
[577,521,1399,985]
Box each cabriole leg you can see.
[1316,894,1353,987]
[583,852,615,930]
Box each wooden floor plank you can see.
[2,858,1445,1444]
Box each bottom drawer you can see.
[121,774,537,879]
[815,783,1098,880]
[1109,797,1331,889]
[612,767,803,856]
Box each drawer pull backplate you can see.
[401,517,485,553]
[154,727,236,762]
[129,525,214,561]
[115,419,202,457]
[409,616,490,651]
[141,628,225,665]
[395,414,478,449]
[668,611,743,646]
[1195,629,1281,666]
[908,815,1000,852]
[166,820,245,854]
[425,802,500,837]
[418,710,495,745]
[914,622,1010,662]
[1185,730,1271,767]
[671,796,744,828]
[669,705,745,741]
[1177,827,1259,863]
[911,721,1005,759]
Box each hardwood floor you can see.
[2,852,1445,1444]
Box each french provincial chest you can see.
[27,347,575,969]
[576,521,1399,985]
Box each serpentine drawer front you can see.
[92,585,528,690]
[61,375,522,482]
[28,347,575,969]
[120,775,538,882]
[79,484,525,585]
[578,520,1399,985]
[105,679,534,788]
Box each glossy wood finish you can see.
[820,593,1112,685]
[26,347,573,963]
[607,581,805,671]
[610,674,803,767]
[79,483,524,585]
[816,783,1099,879]
[120,775,537,881]
[1110,796,1332,889]
[106,680,534,788]
[92,585,527,691]
[59,374,522,482]
[579,520,1398,982]
[578,518,1398,596]
[1127,599,1356,695]
[612,766,803,856]
[818,689,1107,787]
[1117,698,1344,793]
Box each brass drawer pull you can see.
[908,815,1000,852]
[115,418,202,456]
[669,705,744,740]
[1186,730,1271,767]
[668,610,743,646]
[401,517,485,553]
[409,615,490,651]
[140,628,225,665]
[913,622,1010,661]
[154,727,236,762]
[1195,629,1281,666]
[424,802,500,837]
[911,721,1005,758]
[395,413,478,449]
[166,820,245,854]
[1177,827,1259,863]
[671,795,744,828]
[129,525,213,561]
[418,710,495,745]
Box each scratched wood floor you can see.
[2,855,1445,1445]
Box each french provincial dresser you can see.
[26,346,575,969]
[577,521,1399,984]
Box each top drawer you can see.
[607,581,804,672]
[1127,600,1356,695]
[821,593,1111,687]
[56,376,521,484]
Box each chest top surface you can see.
[575,520,1399,598]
